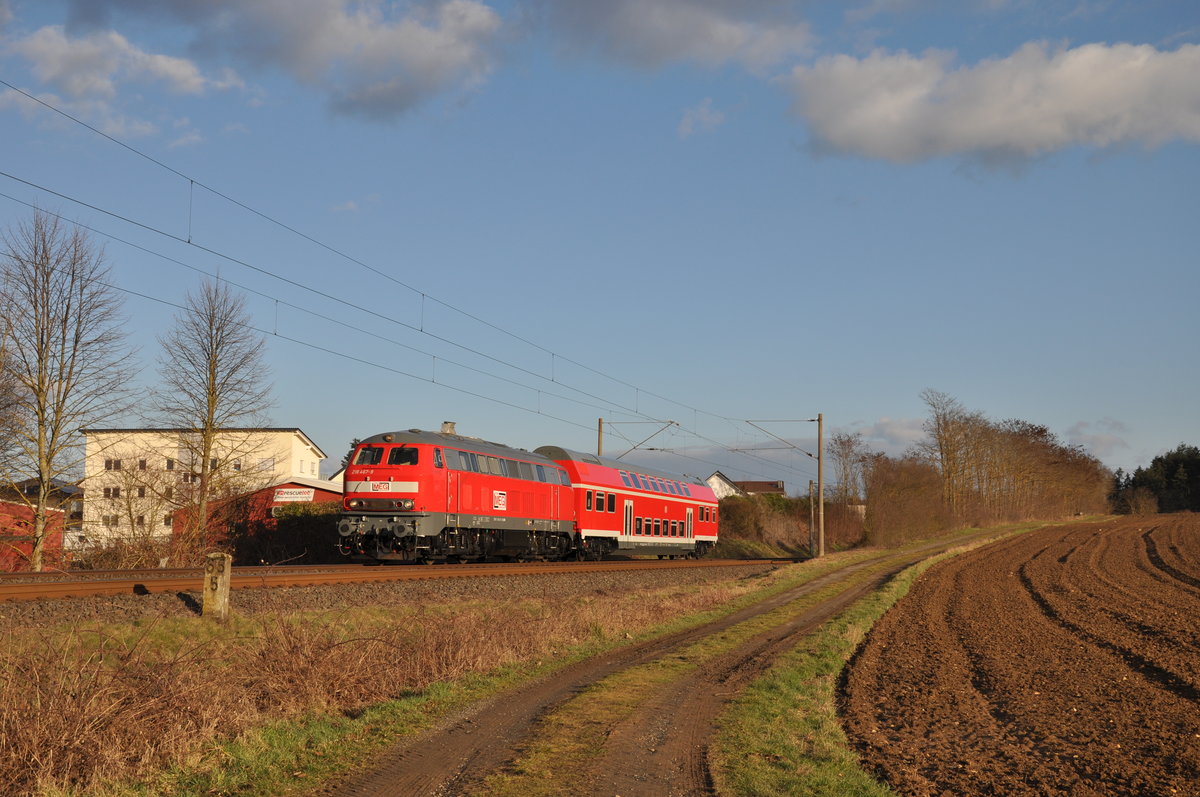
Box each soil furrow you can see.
[841,517,1200,796]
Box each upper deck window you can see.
[619,471,632,487]
[387,447,418,465]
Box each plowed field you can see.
[840,515,1200,796]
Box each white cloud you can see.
[1066,418,1129,460]
[9,25,224,99]
[62,0,503,121]
[786,41,1200,163]
[855,417,927,456]
[168,129,203,148]
[332,200,358,213]
[0,86,158,137]
[678,97,725,138]
[537,0,812,71]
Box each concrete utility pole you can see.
[808,479,816,557]
[597,418,603,457]
[818,412,825,557]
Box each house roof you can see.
[270,476,343,494]
[733,480,787,495]
[80,427,327,458]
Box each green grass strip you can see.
[710,524,1043,796]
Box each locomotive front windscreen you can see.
[354,445,419,465]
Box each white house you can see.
[79,427,327,547]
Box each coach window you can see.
[535,464,546,482]
[620,471,632,487]
[653,519,661,536]
[595,491,605,510]
[680,484,691,497]
[586,491,593,511]
[607,493,616,513]
[355,446,384,465]
[635,517,643,535]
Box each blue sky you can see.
[1,0,1196,493]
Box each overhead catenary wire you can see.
[0,178,819,483]
[0,82,824,484]
[0,78,732,426]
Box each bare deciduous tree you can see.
[827,430,867,503]
[153,279,273,551]
[0,210,135,570]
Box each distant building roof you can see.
[706,471,746,500]
[733,480,787,495]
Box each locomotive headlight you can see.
[348,498,362,508]
[397,498,415,510]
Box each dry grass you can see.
[0,578,754,795]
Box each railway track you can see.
[0,558,792,602]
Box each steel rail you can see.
[0,559,791,602]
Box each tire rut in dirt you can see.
[318,563,876,796]
[586,572,895,797]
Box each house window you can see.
[104,458,122,471]
[258,458,275,471]
[138,459,147,471]
[102,515,117,527]
[182,473,197,484]
[166,458,175,471]
[233,460,242,471]
[210,458,217,470]
[163,515,172,527]
[135,516,145,527]
[137,487,146,498]
[103,487,121,499]
[164,487,173,500]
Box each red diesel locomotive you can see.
[336,428,719,562]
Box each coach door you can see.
[624,500,633,537]
[686,507,693,538]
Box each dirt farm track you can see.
[841,515,1200,796]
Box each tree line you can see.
[1109,443,1200,515]
[0,209,273,571]
[828,390,1112,548]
